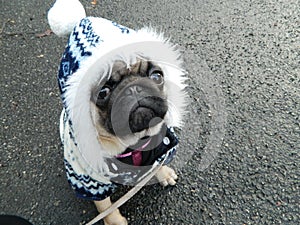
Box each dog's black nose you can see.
[129,109,163,133]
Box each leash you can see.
[85,161,164,225]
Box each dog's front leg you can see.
[94,197,128,225]
[155,165,178,187]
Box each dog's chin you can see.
[120,119,165,148]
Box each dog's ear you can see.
[110,61,129,82]
[130,59,149,75]
[110,59,151,81]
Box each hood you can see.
[57,17,187,174]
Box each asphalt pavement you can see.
[0,0,299,224]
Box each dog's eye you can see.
[98,86,111,99]
[149,71,164,85]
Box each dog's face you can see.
[91,59,168,155]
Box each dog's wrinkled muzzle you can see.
[108,82,168,136]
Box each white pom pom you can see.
[47,0,86,37]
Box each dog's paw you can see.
[155,165,178,187]
[104,210,128,225]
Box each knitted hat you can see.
[48,0,186,177]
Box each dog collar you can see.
[115,138,152,166]
[114,126,178,168]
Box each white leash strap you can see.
[85,162,163,225]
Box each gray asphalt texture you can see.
[1,0,299,225]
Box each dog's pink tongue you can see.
[132,151,142,166]
[116,138,152,166]
[132,138,151,166]
[131,138,152,166]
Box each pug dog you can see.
[90,59,180,225]
[49,7,187,222]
